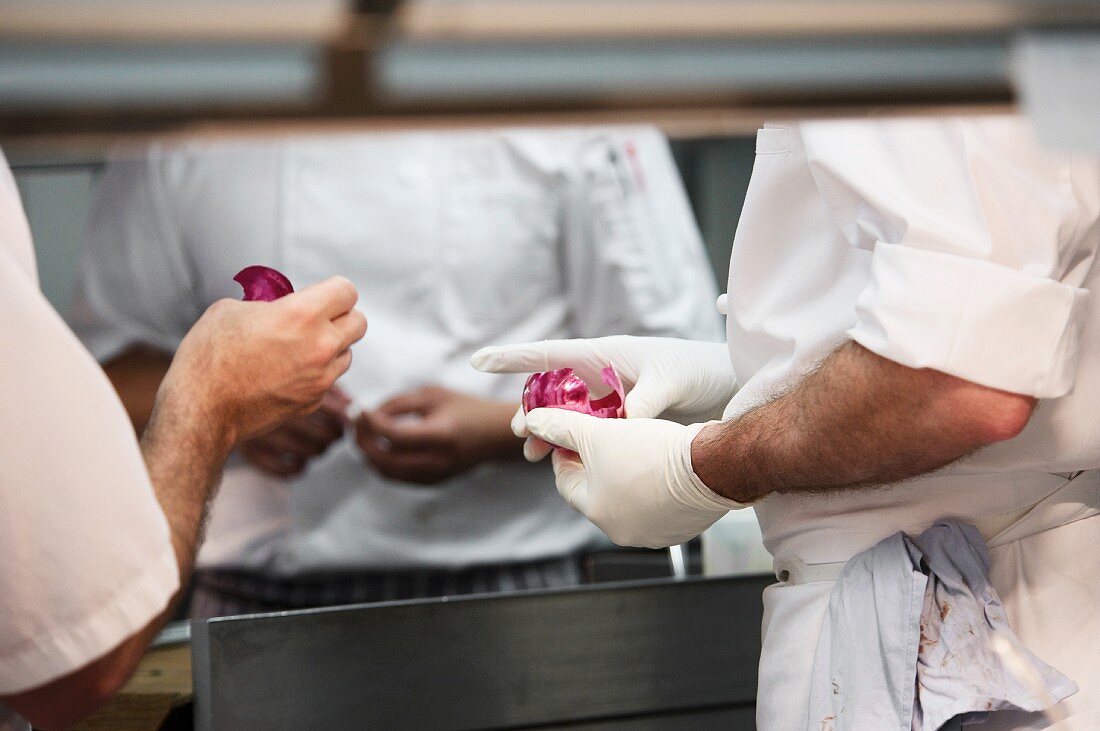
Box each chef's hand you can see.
[523,408,743,548]
[161,276,367,446]
[239,387,352,477]
[471,336,736,461]
[354,386,520,485]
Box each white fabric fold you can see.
[849,244,1088,398]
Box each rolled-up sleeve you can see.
[0,245,178,695]
[852,244,1087,397]
[802,116,1098,398]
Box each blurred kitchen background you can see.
[6,3,1099,729]
[10,0,1087,316]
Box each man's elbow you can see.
[4,642,142,730]
[970,391,1038,445]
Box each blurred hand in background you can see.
[355,386,520,485]
[240,386,352,477]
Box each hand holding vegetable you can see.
[472,336,737,461]
[522,409,742,547]
[158,273,367,447]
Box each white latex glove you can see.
[523,408,743,548]
[471,336,737,461]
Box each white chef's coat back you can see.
[73,126,723,574]
[0,151,178,728]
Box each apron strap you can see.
[774,557,847,584]
[775,470,1100,584]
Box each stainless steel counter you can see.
[192,575,772,730]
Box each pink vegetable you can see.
[522,365,625,419]
[234,265,294,302]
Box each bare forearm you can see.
[107,342,229,576]
[692,342,1036,503]
[141,386,234,584]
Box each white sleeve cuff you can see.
[848,244,1089,398]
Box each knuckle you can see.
[332,276,357,298]
[320,276,357,307]
[313,376,336,398]
[205,298,236,319]
[322,330,343,357]
[306,334,340,369]
[285,299,318,327]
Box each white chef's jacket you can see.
[720,116,1100,728]
[0,152,178,730]
[73,126,723,575]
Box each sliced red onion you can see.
[522,365,625,419]
[234,265,294,302]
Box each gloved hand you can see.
[522,408,743,548]
[471,336,736,461]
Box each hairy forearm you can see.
[141,386,234,583]
[692,342,1036,503]
[103,345,173,434]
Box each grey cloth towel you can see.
[807,522,1077,730]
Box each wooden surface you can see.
[73,645,192,731]
[0,1,352,43]
[0,102,1013,167]
[395,0,1100,41]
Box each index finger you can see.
[293,276,359,320]
[470,339,603,375]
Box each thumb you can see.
[525,408,592,453]
[622,372,673,419]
